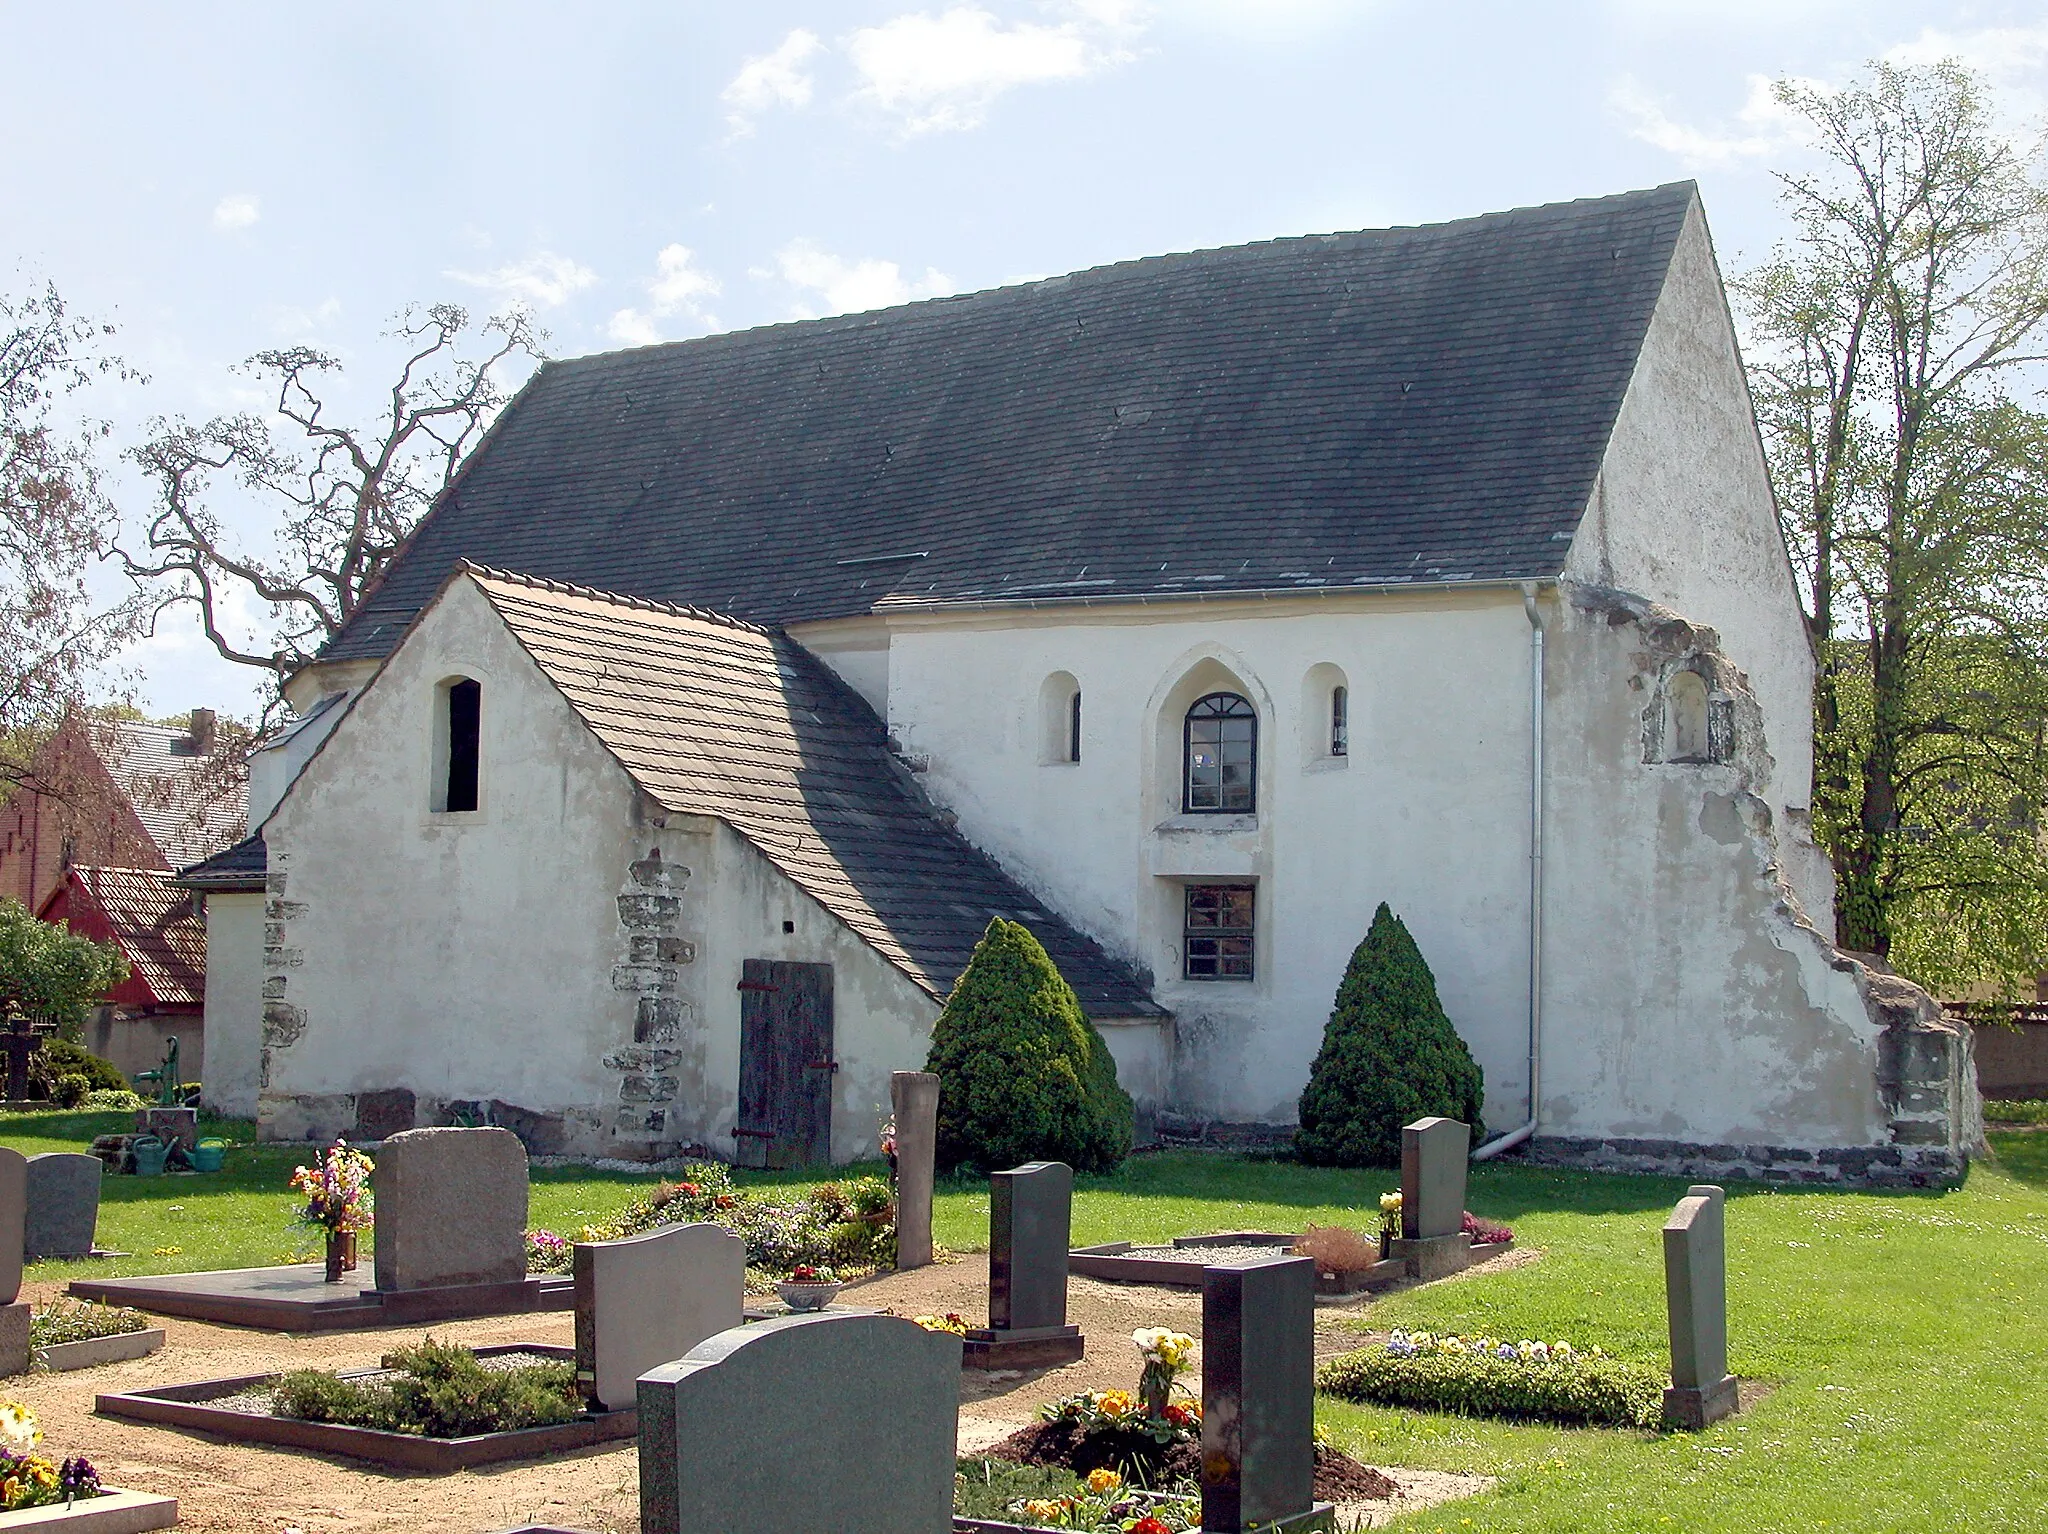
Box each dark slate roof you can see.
[324,183,1698,661]
[174,832,267,891]
[466,568,1162,1018]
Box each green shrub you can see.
[79,1087,145,1110]
[1986,1099,2048,1126]
[51,1073,89,1108]
[1294,903,1484,1168]
[1317,1344,1666,1430]
[925,918,1133,1174]
[271,1337,579,1436]
[29,1040,128,1099]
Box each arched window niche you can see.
[431,675,483,813]
[1663,670,1712,764]
[1184,692,1258,813]
[1301,662,1351,768]
[1038,671,1081,764]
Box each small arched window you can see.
[434,677,482,812]
[1331,686,1349,757]
[1039,671,1081,765]
[1068,689,1083,764]
[1184,692,1257,813]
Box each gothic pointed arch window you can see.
[1184,692,1257,813]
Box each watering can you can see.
[190,1138,226,1173]
[129,1134,169,1176]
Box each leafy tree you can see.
[0,896,127,1036]
[1,282,148,798]
[1737,61,2048,996]
[121,304,544,703]
[1295,903,1483,1168]
[924,918,1133,1173]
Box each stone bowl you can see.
[775,1280,842,1312]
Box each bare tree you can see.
[122,303,544,696]
[1,280,147,796]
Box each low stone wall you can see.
[1520,1135,1963,1189]
[1959,1015,2048,1101]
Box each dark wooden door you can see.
[736,960,835,1169]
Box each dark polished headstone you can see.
[966,1160,1083,1369]
[1663,1184,1738,1429]
[1201,1255,1327,1534]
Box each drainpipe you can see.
[1474,582,1546,1161]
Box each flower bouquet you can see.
[1377,1191,1402,1256]
[1131,1327,1195,1417]
[289,1139,374,1282]
[776,1264,842,1312]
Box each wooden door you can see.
[736,960,835,1169]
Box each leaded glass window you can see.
[1183,692,1257,812]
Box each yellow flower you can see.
[0,1402,39,1451]
[1095,1389,1137,1417]
[1022,1499,1067,1522]
[1085,1468,1124,1494]
[1380,1191,1403,1213]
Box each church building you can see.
[188,182,1979,1184]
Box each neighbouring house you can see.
[2,711,246,1080]
[36,866,207,1082]
[195,182,1979,1182]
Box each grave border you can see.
[34,1329,165,1372]
[67,1267,572,1332]
[94,1344,635,1472]
[0,1487,179,1532]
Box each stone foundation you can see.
[1519,1134,1964,1188]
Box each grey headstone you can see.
[638,1311,960,1534]
[1202,1256,1316,1533]
[0,1148,23,1304]
[24,1152,101,1260]
[990,1160,1072,1331]
[892,1071,939,1270]
[1664,1189,1728,1389]
[1400,1117,1469,1240]
[574,1222,745,1412]
[373,1126,527,1291]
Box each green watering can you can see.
[129,1134,169,1176]
[190,1138,226,1174]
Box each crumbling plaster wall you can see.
[1539,584,1978,1176]
[1564,195,1833,931]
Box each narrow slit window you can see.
[445,678,481,812]
[1184,692,1257,812]
[1184,884,1255,981]
[1069,689,1083,763]
[1331,685,1349,757]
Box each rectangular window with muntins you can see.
[1184,883,1255,981]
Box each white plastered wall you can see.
[262,577,939,1161]
[1564,195,1833,932]
[197,890,264,1116]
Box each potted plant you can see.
[291,1140,375,1282]
[1377,1191,1402,1259]
[775,1264,841,1311]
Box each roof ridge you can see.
[457,561,777,636]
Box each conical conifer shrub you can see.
[925,918,1134,1173]
[1294,902,1484,1167]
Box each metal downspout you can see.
[1474,581,1546,1161]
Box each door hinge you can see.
[806,1060,840,1072]
[736,981,779,992]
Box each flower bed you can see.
[954,1461,1199,1533]
[29,1303,163,1375]
[270,1337,576,1437]
[0,1401,146,1528]
[1317,1331,1666,1430]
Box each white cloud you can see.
[722,28,825,135]
[846,5,1141,135]
[446,251,598,308]
[269,297,342,341]
[212,194,260,232]
[1168,0,1371,41]
[758,239,956,318]
[607,244,723,347]
[1610,73,1806,170]
[1888,22,2048,127]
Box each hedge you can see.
[1317,1345,1667,1430]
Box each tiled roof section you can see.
[324,184,1697,659]
[92,722,248,868]
[174,832,267,890]
[72,867,207,1008]
[469,571,1162,1018]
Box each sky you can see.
[5,0,2046,720]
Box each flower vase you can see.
[1379,1226,1392,1261]
[324,1230,357,1283]
[1139,1361,1172,1419]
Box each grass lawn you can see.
[5,1111,2043,1531]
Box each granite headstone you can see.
[891,1071,939,1271]
[638,1311,960,1534]
[24,1151,101,1260]
[0,1147,26,1376]
[574,1222,745,1412]
[1662,1184,1738,1429]
[1201,1255,1329,1534]
[373,1126,527,1291]
[966,1159,1083,1368]
[1390,1117,1471,1281]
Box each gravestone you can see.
[1389,1116,1471,1281]
[1663,1184,1738,1429]
[1201,1255,1331,1534]
[0,1011,50,1102]
[373,1126,527,1291]
[0,1147,26,1376]
[574,1222,745,1412]
[964,1160,1084,1369]
[24,1152,102,1260]
[891,1071,939,1271]
[638,1311,960,1534]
